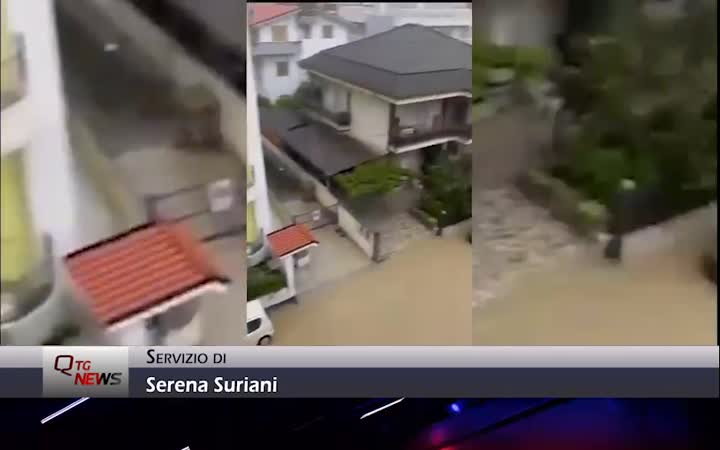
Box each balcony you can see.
[1,35,26,110]
[297,89,351,130]
[388,124,472,150]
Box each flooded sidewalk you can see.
[270,237,472,345]
[473,245,717,345]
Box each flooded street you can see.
[270,237,472,345]
[473,245,717,345]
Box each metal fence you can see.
[291,204,339,230]
[144,179,245,242]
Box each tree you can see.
[555,1,717,201]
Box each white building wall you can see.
[246,39,273,237]
[339,2,472,42]
[299,16,351,59]
[253,14,353,102]
[256,53,301,102]
[10,0,77,254]
[475,0,564,49]
[347,89,390,154]
[256,15,302,43]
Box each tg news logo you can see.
[43,347,129,396]
[54,354,122,386]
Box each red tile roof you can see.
[64,222,229,327]
[267,224,318,258]
[249,4,299,26]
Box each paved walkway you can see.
[473,107,579,307]
[271,237,472,345]
[263,151,372,293]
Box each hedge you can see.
[247,264,286,301]
[517,170,608,237]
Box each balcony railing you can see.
[389,124,471,148]
[298,91,351,128]
[1,36,26,110]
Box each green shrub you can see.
[247,264,286,301]
[567,146,630,204]
[647,103,680,132]
[515,46,553,79]
[702,96,717,121]
[421,159,471,227]
[275,95,301,110]
[335,162,414,198]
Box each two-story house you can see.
[249,3,361,102]
[297,24,472,173]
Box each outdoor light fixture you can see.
[360,398,405,420]
[41,398,90,424]
[104,42,119,52]
[449,402,462,414]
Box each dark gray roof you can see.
[253,41,302,56]
[259,108,380,177]
[259,107,306,138]
[298,24,471,100]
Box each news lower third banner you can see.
[0,347,717,398]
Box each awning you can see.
[267,224,319,258]
[283,122,381,177]
[64,222,229,331]
[259,107,382,177]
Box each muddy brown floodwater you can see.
[270,237,472,345]
[473,245,717,345]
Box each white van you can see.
[246,300,274,345]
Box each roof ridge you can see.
[301,23,470,75]
[311,51,470,76]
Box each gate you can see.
[291,204,338,230]
[144,178,245,242]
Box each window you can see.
[300,23,311,39]
[322,25,334,39]
[276,61,289,77]
[271,25,288,42]
[250,29,259,44]
[247,318,262,334]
